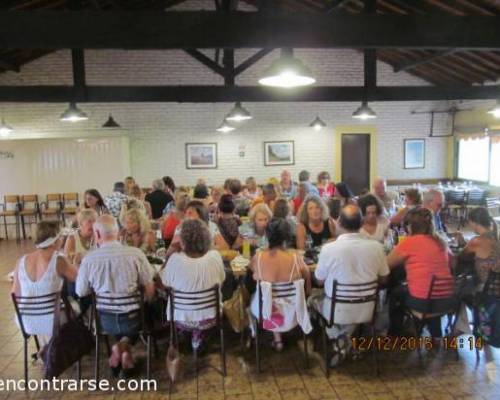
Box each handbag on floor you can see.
[223,286,250,333]
[40,293,94,379]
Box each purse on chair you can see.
[40,293,94,379]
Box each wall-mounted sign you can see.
[0,151,14,159]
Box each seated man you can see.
[371,177,401,214]
[309,205,389,365]
[76,214,156,376]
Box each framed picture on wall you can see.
[264,141,295,166]
[404,139,425,169]
[185,143,217,169]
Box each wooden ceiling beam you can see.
[1,11,500,50]
[0,84,497,102]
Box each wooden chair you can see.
[19,195,41,240]
[167,284,226,376]
[11,291,81,385]
[91,290,152,381]
[316,280,379,377]
[42,194,63,222]
[61,193,79,225]
[252,281,309,373]
[0,195,21,241]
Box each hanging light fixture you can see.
[225,102,252,122]
[258,48,316,89]
[216,119,235,133]
[487,101,500,119]
[352,101,377,120]
[309,116,327,131]
[0,118,13,138]
[60,102,89,122]
[102,114,121,128]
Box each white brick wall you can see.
[0,9,453,190]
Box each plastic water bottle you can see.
[305,234,313,251]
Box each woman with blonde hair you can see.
[239,203,273,249]
[128,184,152,219]
[124,176,136,196]
[64,208,97,266]
[242,177,262,201]
[296,195,336,250]
[120,208,156,254]
[162,190,191,245]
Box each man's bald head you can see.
[339,204,362,232]
[94,214,119,244]
[373,177,386,197]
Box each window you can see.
[489,140,500,186]
[458,137,490,182]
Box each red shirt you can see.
[394,235,452,299]
[318,183,336,199]
[293,197,304,215]
[162,213,181,241]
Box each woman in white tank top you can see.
[64,209,97,266]
[12,221,78,341]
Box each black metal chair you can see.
[444,189,467,228]
[167,284,226,376]
[252,281,310,373]
[11,291,81,384]
[91,291,152,381]
[465,190,486,222]
[315,280,379,377]
[405,275,463,359]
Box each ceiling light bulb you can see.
[487,101,500,119]
[309,116,327,131]
[259,49,316,89]
[216,120,235,133]
[0,118,13,138]
[60,102,89,122]
[226,102,252,122]
[352,102,377,120]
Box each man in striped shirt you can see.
[76,214,155,375]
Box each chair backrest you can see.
[46,194,62,210]
[486,197,500,209]
[11,291,63,338]
[21,195,39,211]
[92,291,144,334]
[446,190,466,205]
[168,284,221,323]
[426,275,455,300]
[256,281,297,323]
[63,192,79,202]
[3,195,20,211]
[467,190,486,206]
[328,280,379,326]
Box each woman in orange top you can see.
[161,190,191,247]
[387,207,454,339]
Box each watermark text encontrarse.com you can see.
[0,378,157,392]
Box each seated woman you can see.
[161,190,191,246]
[64,208,97,266]
[243,176,262,201]
[390,188,421,226]
[387,207,455,339]
[124,176,136,196]
[120,209,156,254]
[193,182,211,208]
[128,184,153,219]
[296,195,336,250]
[457,207,499,291]
[82,189,109,216]
[239,203,273,250]
[358,194,390,244]
[292,182,309,216]
[273,198,297,240]
[215,194,242,250]
[161,219,225,351]
[12,221,78,344]
[317,171,336,199]
[250,219,312,351]
[208,185,224,216]
[334,182,355,206]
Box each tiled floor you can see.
[1,239,500,399]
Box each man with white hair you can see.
[423,189,446,233]
[371,177,401,213]
[76,214,155,374]
[145,178,173,219]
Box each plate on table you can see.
[230,255,250,273]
